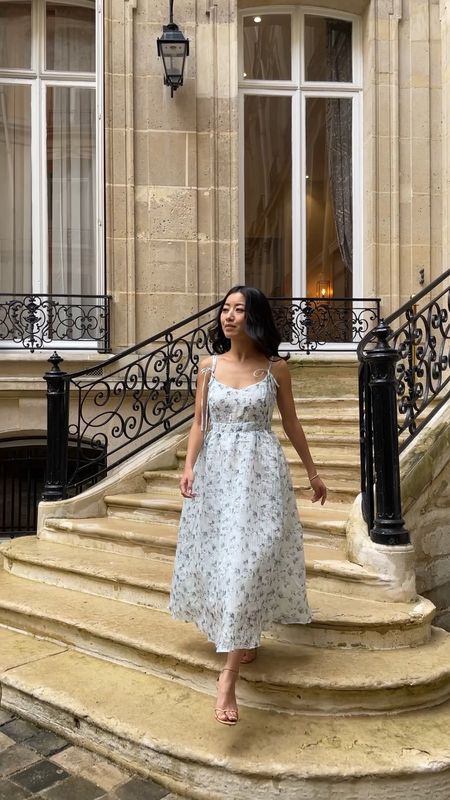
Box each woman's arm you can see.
[180,356,212,498]
[273,359,327,505]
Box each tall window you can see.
[239,8,362,301]
[0,0,103,296]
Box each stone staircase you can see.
[1,359,450,799]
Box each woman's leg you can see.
[215,649,243,723]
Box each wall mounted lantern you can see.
[157,0,189,97]
[316,280,332,299]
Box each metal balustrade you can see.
[0,293,111,353]
[358,269,450,544]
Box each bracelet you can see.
[309,473,319,483]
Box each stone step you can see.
[103,492,350,540]
[41,516,179,558]
[277,395,360,412]
[0,537,434,647]
[272,412,359,442]
[2,628,450,800]
[143,470,360,505]
[0,575,445,715]
[42,517,381,598]
[175,449,360,483]
[177,432,361,461]
[273,403,359,420]
[272,411,359,431]
[280,437,360,460]
[285,457,360,482]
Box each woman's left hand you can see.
[310,476,327,505]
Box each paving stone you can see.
[0,744,40,777]
[24,731,69,757]
[0,719,42,744]
[51,746,130,791]
[39,774,107,799]
[0,710,15,726]
[115,776,171,800]
[0,732,14,752]
[0,777,32,799]
[11,760,69,793]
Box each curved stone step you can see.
[0,574,445,715]
[105,493,182,524]
[42,516,179,557]
[277,395,360,410]
[1,537,173,611]
[285,456,360,482]
[0,538,435,649]
[272,420,360,439]
[103,492,350,539]
[41,519,390,600]
[2,632,450,800]
[143,470,360,505]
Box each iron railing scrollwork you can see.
[0,293,111,352]
[269,297,380,353]
[358,269,450,544]
[43,302,221,497]
[42,296,380,500]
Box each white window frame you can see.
[238,6,363,319]
[0,0,104,304]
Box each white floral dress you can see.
[168,354,312,652]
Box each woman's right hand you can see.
[180,467,196,498]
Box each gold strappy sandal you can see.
[215,668,239,726]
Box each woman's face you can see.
[220,292,246,338]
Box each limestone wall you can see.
[104,0,239,349]
[402,401,450,630]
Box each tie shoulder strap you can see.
[198,354,216,432]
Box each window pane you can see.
[244,95,292,296]
[46,3,95,72]
[306,97,352,337]
[243,14,291,81]
[47,86,96,295]
[305,16,352,82]
[0,84,32,292]
[0,2,32,69]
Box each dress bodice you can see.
[200,354,279,432]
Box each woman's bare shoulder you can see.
[198,354,214,372]
[270,356,290,381]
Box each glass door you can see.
[240,8,362,347]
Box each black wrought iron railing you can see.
[42,296,380,501]
[0,293,111,353]
[43,302,220,499]
[358,269,450,545]
[270,297,380,353]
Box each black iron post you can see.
[42,352,69,501]
[365,321,410,545]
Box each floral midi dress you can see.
[168,354,312,652]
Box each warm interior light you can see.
[316,280,331,298]
[254,16,262,23]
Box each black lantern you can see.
[157,0,189,97]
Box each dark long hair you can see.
[208,285,286,359]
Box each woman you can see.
[168,286,327,725]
